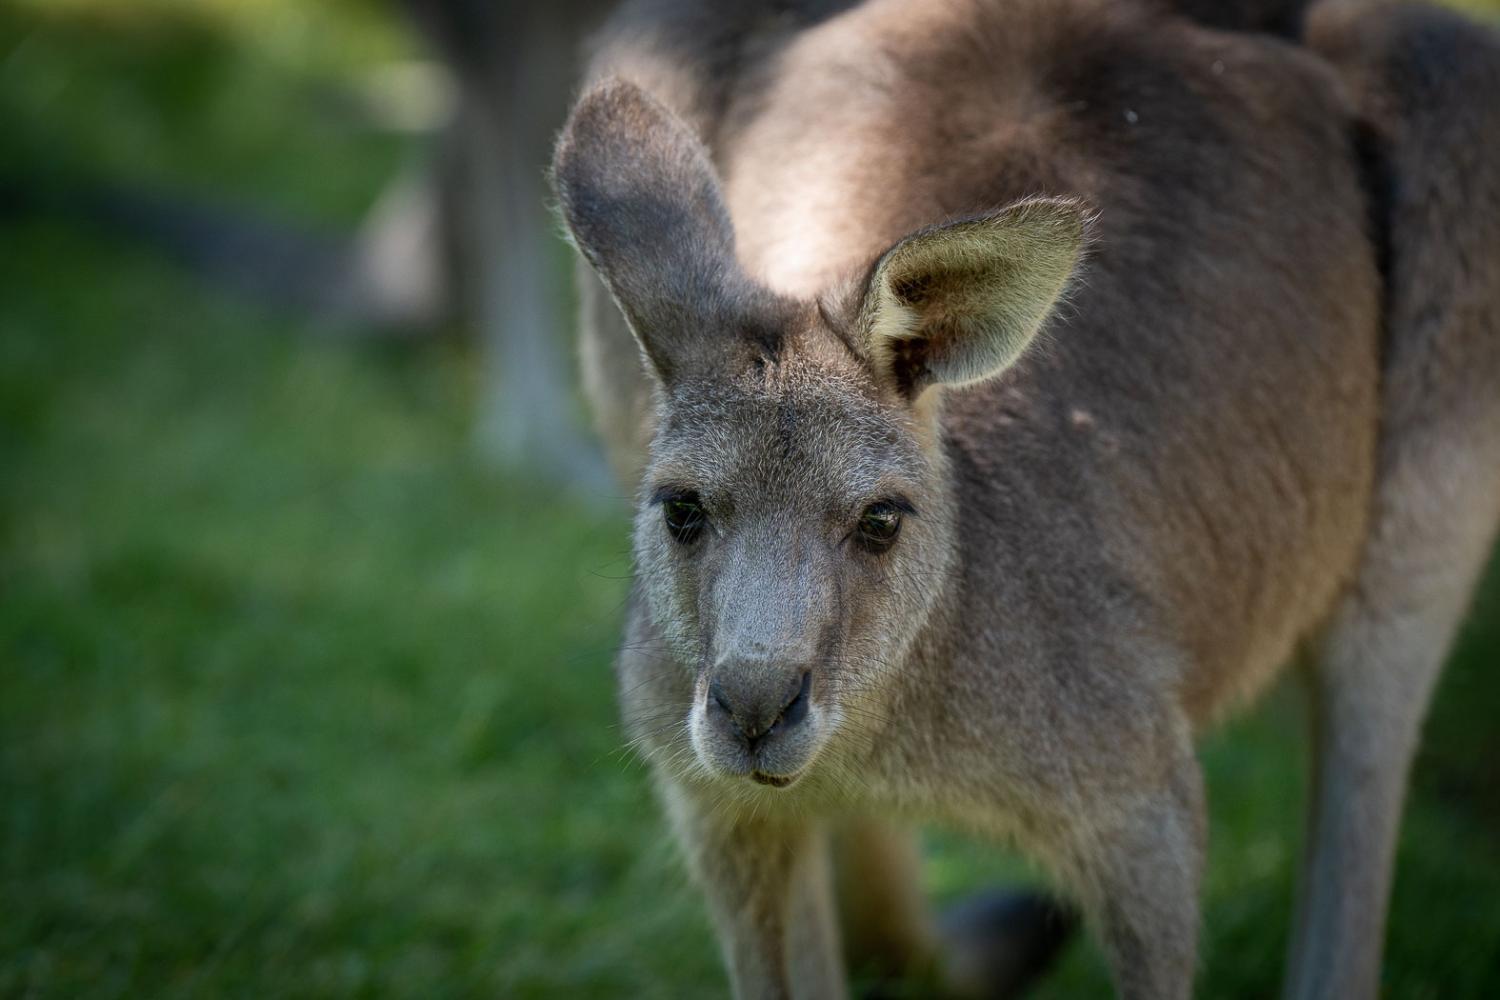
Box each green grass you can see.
[3,2,1500,997]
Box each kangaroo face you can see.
[554,80,1086,788]
[635,329,951,786]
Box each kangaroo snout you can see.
[696,665,819,786]
[708,669,811,748]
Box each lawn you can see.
[2,1,1499,997]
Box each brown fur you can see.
[555,1,1500,996]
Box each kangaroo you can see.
[552,0,1500,996]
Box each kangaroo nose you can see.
[708,670,811,748]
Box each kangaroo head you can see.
[555,80,1087,788]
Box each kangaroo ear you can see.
[553,79,743,383]
[857,198,1090,397]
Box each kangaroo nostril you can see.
[709,678,734,717]
[774,671,812,731]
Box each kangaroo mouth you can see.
[750,770,798,788]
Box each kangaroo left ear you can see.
[857,197,1091,398]
[553,79,752,385]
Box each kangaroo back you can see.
[1309,0,1500,457]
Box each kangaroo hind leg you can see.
[1292,4,1500,996]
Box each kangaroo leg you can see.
[834,820,1080,999]
[666,787,847,1000]
[1055,750,1206,1000]
[833,821,939,987]
[1287,460,1499,999]
[1293,4,1500,996]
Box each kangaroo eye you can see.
[855,500,906,553]
[660,491,706,545]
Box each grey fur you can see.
[553,0,1500,996]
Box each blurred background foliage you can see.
[2,0,1499,996]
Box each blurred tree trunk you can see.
[398,0,613,491]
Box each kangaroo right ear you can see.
[553,80,743,383]
[856,198,1090,399]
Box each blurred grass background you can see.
[2,0,1498,996]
